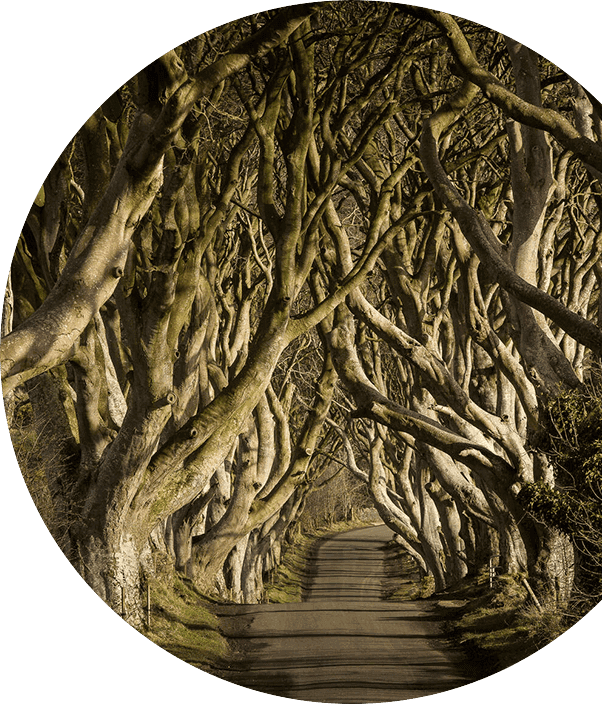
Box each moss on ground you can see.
[430,569,570,679]
[142,575,230,671]
[383,542,435,601]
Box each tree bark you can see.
[1,4,321,394]
[422,9,602,174]
[419,80,602,358]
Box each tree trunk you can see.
[426,479,468,583]
[241,530,262,604]
[170,486,214,574]
[77,526,146,626]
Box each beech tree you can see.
[4,2,602,625]
[302,7,600,601]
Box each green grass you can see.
[142,574,230,671]
[431,570,570,678]
[380,538,434,601]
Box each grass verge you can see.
[139,521,378,672]
[382,538,434,601]
[142,574,230,672]
[430,570,569,679]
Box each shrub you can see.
[519,369,602,619]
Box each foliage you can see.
[9,389,78,554]
[520,371,602,616]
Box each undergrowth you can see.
[436,569,570,678]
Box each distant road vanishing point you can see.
[215,524,473,703]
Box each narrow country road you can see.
[215,524,471,703]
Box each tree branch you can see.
[419,81,602,357]
[422,9,602,174]
[1,4,322,394]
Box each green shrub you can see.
[519,372,602,619]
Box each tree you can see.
[5,5,330,619]
[4,2,602,629]
[520,375,602,616]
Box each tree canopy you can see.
[3,1,602,652]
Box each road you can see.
[215,524,471,703]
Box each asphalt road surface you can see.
[216,524,471,703]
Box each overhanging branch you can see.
[418,81,602,357]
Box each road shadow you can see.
[212,525,475,702]
[210,606,302,698]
